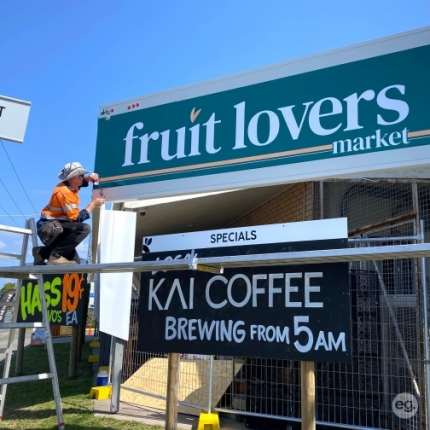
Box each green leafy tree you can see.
[0,282,16,296]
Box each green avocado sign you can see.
[94,29,430,202]
[18,273,90,326]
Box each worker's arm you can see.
[76,174,103,220]
[73,198,104,222]
[85,197,105,214]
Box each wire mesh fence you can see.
[315,181,428,430]
[121,299,213,414]
[120,180,430,430]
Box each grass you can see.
[0,341,163,429]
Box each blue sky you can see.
[0,0,429,276]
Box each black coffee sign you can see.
[138,222,351,363]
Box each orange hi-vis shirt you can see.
[40,182,81,222]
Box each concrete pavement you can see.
[94,399,247,430]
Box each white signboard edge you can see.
[143,218,348,253]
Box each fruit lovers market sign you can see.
[94,28,430,202]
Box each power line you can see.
[0,204,20,227]
[0,214,38,217]
[0,139,38,213]
[0,178,26,219]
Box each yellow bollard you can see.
[197,411,220,430]
[90,385,112,400]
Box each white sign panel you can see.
[99,209,136,340]
[0,95,31,143]
[143,218,348,253]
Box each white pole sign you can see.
[99,209,137,340]
[0,95,31,144]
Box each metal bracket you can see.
[195,264,224,274]
[189,254,224,273]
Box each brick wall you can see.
[229,182,314,228]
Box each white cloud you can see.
[2,241,22,255]
[0,240,6,249]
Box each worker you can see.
[33,162,105,265]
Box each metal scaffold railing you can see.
[1,243,430,278]
[2,238,430,430]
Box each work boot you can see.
[32,246,46,265]
[72,250,81,264]
[47,252,77,265]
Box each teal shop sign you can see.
[94,28,430,202]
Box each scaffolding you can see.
[1,240,430,429]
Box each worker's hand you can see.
[86,173,100,184]
[92,197,105,207]
[86,197,106,214]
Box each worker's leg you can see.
[51,222,91,259]
[32,246,47,265]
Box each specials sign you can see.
[18,273,90,326]
[138,218,352,363]
[94,28,430,202]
